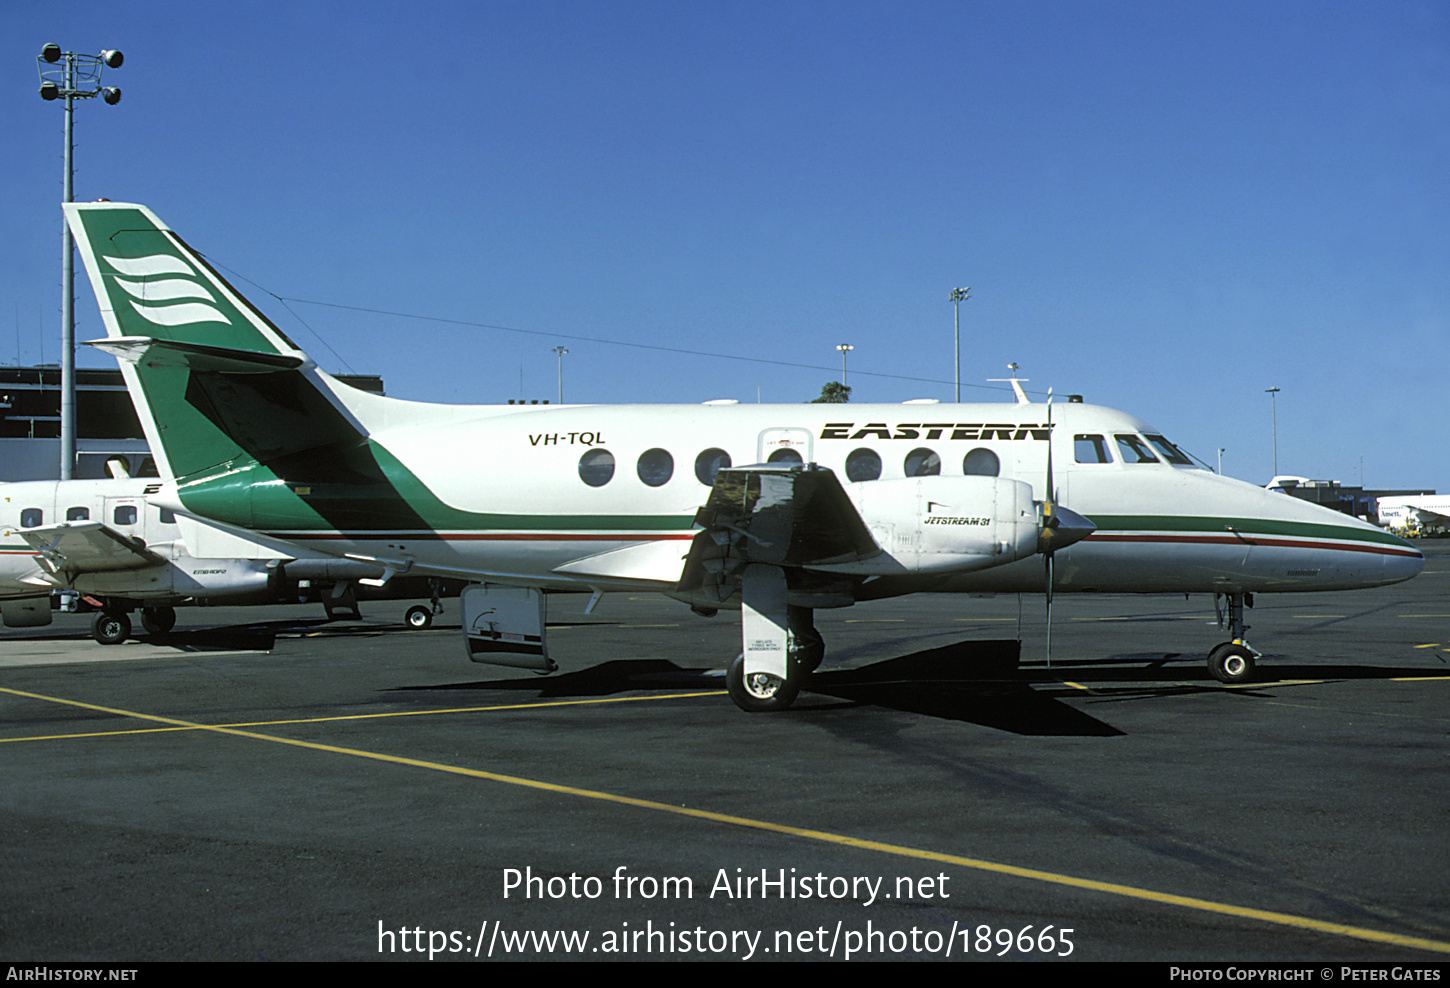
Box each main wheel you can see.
[141,606,176,636]
[787,605,826,673]
[726,653,801,713]
[1208,643,1256,684]
[92,611,132,646]
[405,605,433,630]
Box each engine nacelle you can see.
[72,553,274,599]
[808,476,1041,576]
[2,597,53,628]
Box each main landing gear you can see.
[1208,592,1259,684]
[90,604,177,645]
[141,605,176,636]
[725,603,822,713]
[404,579,446,630]
[91,609,131,646]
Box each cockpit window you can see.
[1074,435,1113,464]
[1144,434,1195,466]
[1114,434,1160,464]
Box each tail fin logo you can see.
[101,252,230,329]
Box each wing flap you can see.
[691,465,879,568]
[18,522,165,577]
[678,465,880,597]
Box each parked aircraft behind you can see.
[2,477,455,642]
[63,202,1424,709]
[1378,495,1450,537]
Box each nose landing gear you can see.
[1208,593,1260,684]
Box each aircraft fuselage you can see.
[151,389,1423,601]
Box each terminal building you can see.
[1265,476,1435,525]
[0,365,384,482]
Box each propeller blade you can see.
[1044,393,1054,668]
[1044,551,1053,668]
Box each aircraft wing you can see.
[679,465,880,592]
[1410,505,1450,526]
[18,522,166,578]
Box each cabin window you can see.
[845,448,882,482]
[20,508,42,528]
[113,505,138,525]
[767,448,803,465]
[578,449,615,487]
[637,448,674,487]
[695,448,731,486]
[1144,434,1195,466]
[1114,434,1160,464]
[1074,435,1113,464]
[963,448,1000,476]
[66,507,90,521]
[159,508,176,524]
[903,448,941,477]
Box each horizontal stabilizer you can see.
[86,336,305,373]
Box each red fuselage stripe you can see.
[1083,533,1420,558]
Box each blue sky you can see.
[4,1,1447,490]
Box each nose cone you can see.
[1384,537,1425,584]
[1040,504,1095,554]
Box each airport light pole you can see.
[553,346,568,404]
[1265,387,1281,478]
[1217,448,1225,475]
[836,343,853,387]
[36,43,124,480]
[949,287,969,403]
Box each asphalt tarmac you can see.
[1,544,1447,962]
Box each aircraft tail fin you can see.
[64,202,366,484]
[64,202,303,357]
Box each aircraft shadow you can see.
[801,640,1125,735]
[403,638,1446,732]
[407,639,1126,736]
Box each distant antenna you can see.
[987,362,1030,404]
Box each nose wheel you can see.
[1208,593,1259,684]
[1208,642,1257,684]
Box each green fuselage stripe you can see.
[1086,514,1407,548]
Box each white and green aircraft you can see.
[62,201,1423,710]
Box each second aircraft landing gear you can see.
[404,579,446,630]
[1208,592,1259,684]
[91,609,131,646]
[141,605,176,637]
